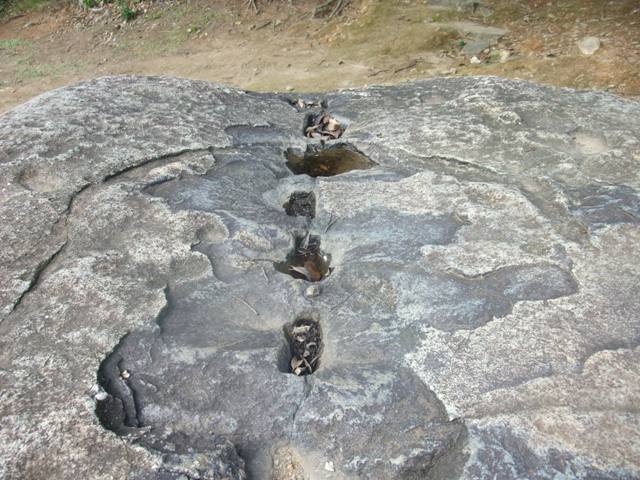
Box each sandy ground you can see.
[0,0,639,114]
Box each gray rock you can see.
[429,0,492,15]
[1,76,639,480]
[446,21,508,40]
[462,39,491,57]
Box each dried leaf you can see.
[292,325,311,335]
[303,357,312,370]
[289,265,311,280]
[326,118,340,131]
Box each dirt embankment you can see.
[1,0,639,113]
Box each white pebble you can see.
[577,36,600,55]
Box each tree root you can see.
[313,0,350,18]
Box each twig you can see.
[262,266,269,282]
[246,0,258,13]
[233,295,259,316]
[313,0,334,17]
[324,212,333,232]
[393,59,418,74]
[330,0,348,17]
[368,68,390,77]
[324,213,339,233]
[249,257,277,263]
[300,231,311,250]
[313,0,350,18]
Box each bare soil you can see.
[1,0,639,114]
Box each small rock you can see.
[304,284,321,298]
[470,56,482,64]
[577,36,600,55]
[497,49,510,63]
[95,391,108,401]
[324,461,335,472]
[285,86,294,92]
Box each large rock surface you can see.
[0,76,639,480]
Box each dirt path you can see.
[1,0,639,114]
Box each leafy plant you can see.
[118,0,136,21]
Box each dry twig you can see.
[393,59,418,74]
[246,0,258,13]
[313,0,350,18]
[233,295,259,316]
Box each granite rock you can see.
[0,76,639,479]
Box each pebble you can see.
[470,56,482,64]
[304,284,321,298]
[324,461,335,472]
[577,36,600,55]
[497,49,510,63]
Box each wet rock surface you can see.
[0,76,639,479]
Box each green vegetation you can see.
[118,0,136,21]
[10,56,84,84]
[0,39,29,50]
[1,0,47,17]
[15,62,59,80]
[145,8,163,20]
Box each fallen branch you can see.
[393,59,418,74]
[368,68,390,77]
[255,20,271,30]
